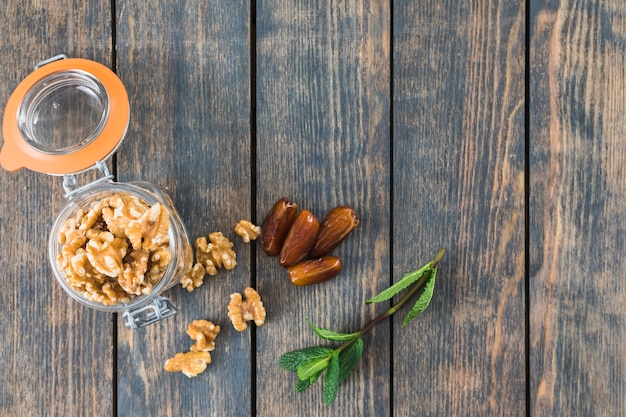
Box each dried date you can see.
[260,198,298,256]
[309,206,359,257]
[279,209,320,267]
[287,256,342,286]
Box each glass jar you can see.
[1,55,193,328]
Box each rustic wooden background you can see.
[0,1,624,416]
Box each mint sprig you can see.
[278,248,446,405]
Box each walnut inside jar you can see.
[56,193,173,306]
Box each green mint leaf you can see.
[295,368,324,392]
[279,347,334,372]
[307,319,361,341]
[297,354,333,381]
[295,378,312,392]
[366,263,432,304]
[323,352,341,405]
[402,266,437,327]
[338,338,364,384]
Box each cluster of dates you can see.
[260,197,359,286]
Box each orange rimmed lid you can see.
[0,57,129,175]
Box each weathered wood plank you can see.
[255,1,391,415]
[114,1,251,416]
[0,1,114,416]
[393,1,526,416]
[529,1,626,415]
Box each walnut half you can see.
[180,263,207,292]
[234,220,261,243]
[196,232,237,271]
[227,287,266,332]
[187,320,220,352]
[163,351,212,378]
[126,203,170,251]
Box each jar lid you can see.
[0,57,129,175]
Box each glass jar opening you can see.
[18,70,110,154]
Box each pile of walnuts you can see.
[181,220,266,332]
[180,221,261,292]
[165,221,265,378]
[56,193,172,305]
[164,285,267,378]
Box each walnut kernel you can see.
[147,246,173,285]
[126,203,170,250]
[79,199,110,231]
[196,232,236,271]
[187,320,220,352]
[85,231,129,278]
[234,220,261,243]
[227,287,266,332]
[163,351,212,378]
[194,237,218,276]
[58,210,85,245]
[102,194,149,238]
[181,263,206,292]
[119,249,151,295]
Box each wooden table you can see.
[1,1,624,416]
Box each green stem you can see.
[335,338,357,354]
[358,247,446,338]
[431,247,447,268]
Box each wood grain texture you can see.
[255,1,391,415]
[0,1,114,416]
[4,0,626,416]
[393,1,526,416]
[114,1,251,416]
[530,1,626,415]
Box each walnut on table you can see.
[180,263,207,292]
[194,236,218,277]
[187,320,220,352]
[227,287,266,332]
[196,232,236,271]
[183,231,238,292]
[163,351,212,378]
[234,220,261,243]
